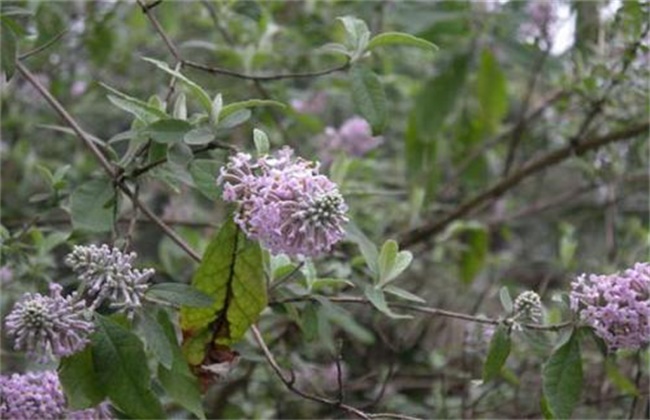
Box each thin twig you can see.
[250,325,372,419]
[15,60,202,263]
[272,295,573,332]
[128,140,237,179]
[398,122,649,248]
[18,30,69,60]
[137,0,350,82]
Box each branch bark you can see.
[398,122,649,248]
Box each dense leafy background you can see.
[1,1,648,418]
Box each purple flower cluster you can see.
[0,371,112,420]
[320,116,382,159]
[218,147,349,257]
[4,284,93,362]
[570,262,650,351]
[65,244,153,314]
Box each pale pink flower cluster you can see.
[218,147,348,257]
[570,262,650,350]
[4,284,93,362]
[321,116,383,159]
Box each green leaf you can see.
[364,285,412,319]
[173,93,187,120]
[380,248,413,286]
[407,53,469,190]
[482,324,511,382]
[144,119,193,144]
[367,32,438,52]
[337,16,371,59]
[143,57,213,112]
[210,93,223,126]
[92,315,165,419]
[217,109,252,130]
[253,128,270,156]
[189,159,221,201]
[605,358,639,396]
[345,222,379,275]
[300,303,319,342]
[157,310,206,419]
[167,142,194,167]
[1,20,16,80]
[458,223,488,284]
[219,99,286,120]
[383,285,426,303]
[476,48,508,132]
[180,218,266,345]
[70,178,116,232]
[184,126,216,145]
[138,311,174,369]
[146,282,215,308]
[349,64,387,135]
[377,239,398,283]
[59,347,106,410]
[499,286,514,313]
[542,330,583,419]
[101,83,168,124]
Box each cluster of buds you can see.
[513,291,543,323]
[571,262,650,351]
[4,284,93,362]
[65,244,153,314]
[218,147,349,257]
[0,371,112,419]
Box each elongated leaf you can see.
[184,126,215,145]
[499,286,514,313]
[217,109,252,130]
[189,159,222,201]
[92,315,165,419]
[146,282,214,307]
[70,178,115,232]
[542,330,583,419]
[59,347,106,410]
[458,224,488,284]
[345,222,379,275]
[1,20,16,80]
[482,324,511,382]
[139,311,174,369]
[383,285,426,303]
[365,286,412,319]
[144,119,193,144]
[337,16,371,58]
[157,310,206,419]
[253,128,270,155]
[143,57,213,112]
[605,358,639,396]
[180,218,266,345]
[220,99,286,120]
[350,64,387,134]
[378,239,398,284]
[477,48,508,132]
[100,83,167,123]
[367,32,438,52]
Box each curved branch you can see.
[398,122,649,248]
[137,0,350,82]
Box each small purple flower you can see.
[218,147,348,257]
[65,245,153,314]
[320,116,382,160]
[0,371,66,420]
[291,91,327,114]
[4,284,94,362]
[0,371,112,420]
[570,262,650,351]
